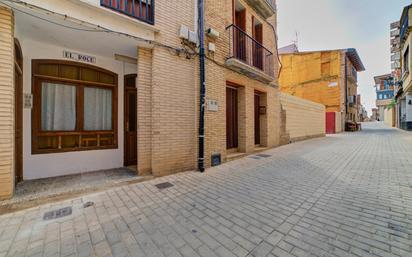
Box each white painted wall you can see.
[17,37,137,180]
[17,0,157,41]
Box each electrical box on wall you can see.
[188,31,198,44]
[208,43,216,53]
[179,25,189,40]
[207,28,220,39]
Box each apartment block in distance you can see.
[278,45,365,134]
[396,4,412,130]
[374,74,395,125]
[0,0,281,199]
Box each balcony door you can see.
[252,17,263,70]
[124,74,137,166]
[234,8,246,62]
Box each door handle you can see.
[126,121,129,132]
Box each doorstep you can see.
[254,146,268,153]
[0,167,153,214]
[226,151,248,162]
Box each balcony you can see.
[347,66,357,83]
[101,0,154,25]
[226,25,274,83]
[400,9,409,42]
[244,0,276,19]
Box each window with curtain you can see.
[41,82,76,131]
[84,87,112,131]
[32,60,118,154]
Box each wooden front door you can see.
[254,93,261,145]
[226,87,238,149]
[124,74,137,166]
[15,39,23,183]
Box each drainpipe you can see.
[198,0,206,172]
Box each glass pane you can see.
[100,134,114,146]
[41,82,76,131]
[81,134,97,147]
[84,87,113,131]
[38,136,58,149]
[38,64,58,77]
[81,68,99,82]
[61,135,79,148]
[99,72,115,85]
[60,65,79,80]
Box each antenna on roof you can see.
[292,31,299,48]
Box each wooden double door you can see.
[124,74,137,166]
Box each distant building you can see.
[278,43,299,54]
[371,108,379,121]
[396,4,412,130]
[279,48,365,133]
[391,21,401,78]
[359,105,368,122]
[374,74,395,125]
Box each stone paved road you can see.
[1,122,412,257]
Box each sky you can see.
[277,0,411,115]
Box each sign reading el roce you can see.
[63,51,96,64]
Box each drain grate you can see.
[256,154,271,158]
[388,223,410,235]
[43,207,72,221]
[83,201,94,208]
[155,182,174,190]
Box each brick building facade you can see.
[278,47,365,133]
[0,0,280,199]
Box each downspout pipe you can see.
[198,0,206,172]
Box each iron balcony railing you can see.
[101,0,154,25]
[226,24,274,78]
[350,66,357,81]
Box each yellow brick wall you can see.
[137,48,153,175]
[203,0,280,166]
[280,93,325,141]
[0,6,14,199]
[279,51,342,112]
[136,0,198,176]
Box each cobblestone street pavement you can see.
[1,123,411,257]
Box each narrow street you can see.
[0,123,411,257]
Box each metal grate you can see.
[155,182,174,190]
[43,207,72,221]
[83,202,94,208]
[256,154,271,158]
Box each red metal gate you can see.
[326,112,336,134]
